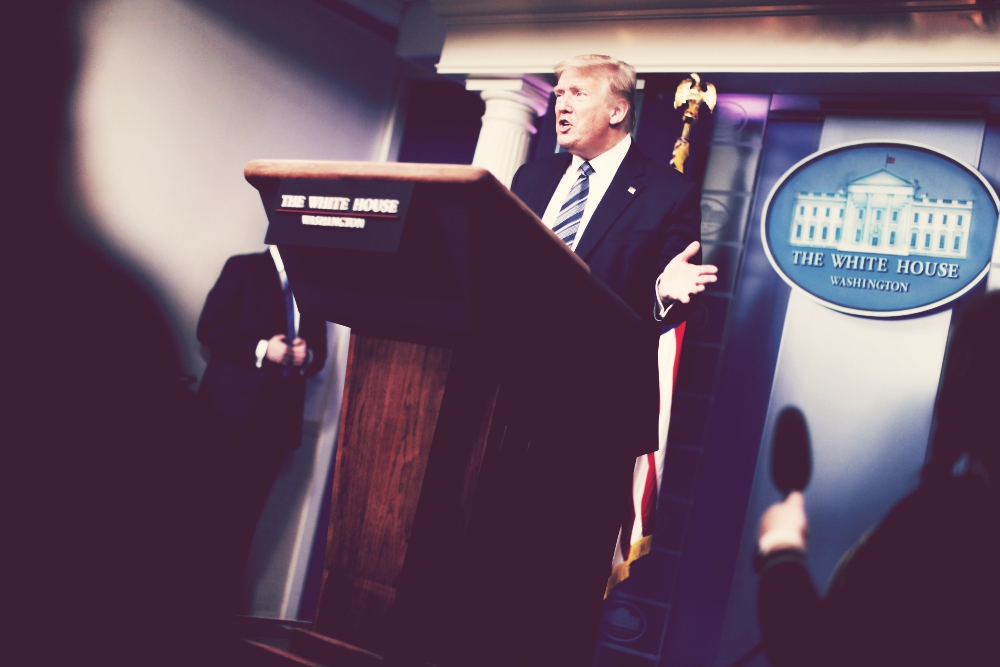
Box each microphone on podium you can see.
[770,406,812,495]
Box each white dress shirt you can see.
[254,245,302,368]
[539,135,675,319]
[540,134,632,252]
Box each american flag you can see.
[607,322,686,594]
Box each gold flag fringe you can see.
[604,534,653,598]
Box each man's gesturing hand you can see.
[656,241,718,303]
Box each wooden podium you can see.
[244,160,655,667]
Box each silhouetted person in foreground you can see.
[10,3,220,664]
[756,293,1000,667]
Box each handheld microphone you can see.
[735,408,814,667]
[770,407,812,495]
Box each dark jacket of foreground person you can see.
[10,3,221,664]
[757,292,1000,667]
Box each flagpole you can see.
[606,75,719,597]
[605,75,720,598]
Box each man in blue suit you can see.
[512,55,713,342]
[497,55,716,666]
[196,245,327,610]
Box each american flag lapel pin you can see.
[628,186,636,195]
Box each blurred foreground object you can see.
[770,407,812,496]
[9,2,220,664]
[756,294,1000,667]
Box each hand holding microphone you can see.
[758,407,813,556]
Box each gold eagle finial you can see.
[670,73,717,173]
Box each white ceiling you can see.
[334,1,986,30]
[429,0,981,20]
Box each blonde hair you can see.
[554,54,637,133]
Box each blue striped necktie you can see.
[283,279,295,377]
[552,161,594,247]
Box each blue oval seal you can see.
[762,141,999,317]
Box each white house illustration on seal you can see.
[789,169,973,259]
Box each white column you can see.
[466,77,552,188]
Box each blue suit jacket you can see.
[510,142,701,332]
[510,143,701,456]
[196,251,328,450]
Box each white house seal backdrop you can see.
[762,141,1000,317]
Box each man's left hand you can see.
[289,338,309,366]
[657,241,718,303]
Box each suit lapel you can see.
[259,251,286,332]
[525,153,573,218]
[574,143,647,262]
